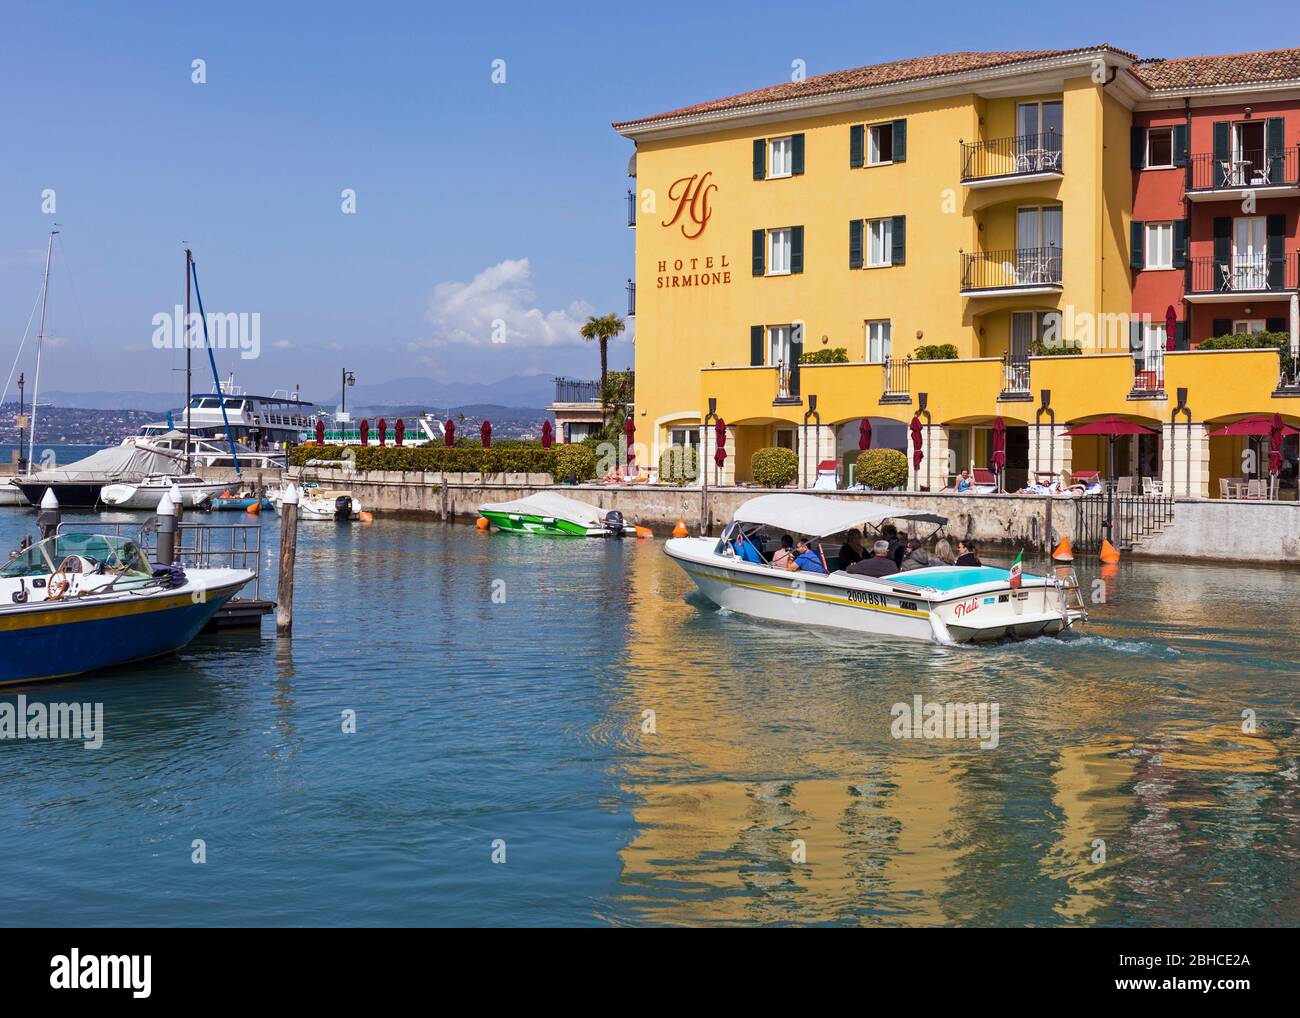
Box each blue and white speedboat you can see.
[0,532,252,685]
[665,494,1085,643]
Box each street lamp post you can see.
[341,369,356,417]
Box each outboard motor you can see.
[603,510,626,538]
[334,495,354,521]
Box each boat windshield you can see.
[0,534,154,579]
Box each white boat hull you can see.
[100,480,232,510]
[665,537,1082,644]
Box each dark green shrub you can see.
[554,443,597,483]
[658,444,699,486]
[801,347,850,364]
[1198,330,1287,351]
[751,447,798,488]
[857,447,908,489]
[911,343,958,361]
[289,443,560,474]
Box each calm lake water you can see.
[1,505,1297,927]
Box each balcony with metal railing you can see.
[960,246,1063,297]
[626,279,636,317]
[960,132,1063,187]
[1187,147,1300,199]
[1130,348,1165,397]
[1185,252,1299,301]
[552,377,601,404]
[880,358,909,403]
[999,354,1030,399]
[627,189,636,227]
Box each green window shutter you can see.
[1266,118,1285,182]
[753,138,766,180]
[790,226,804,273]
[1212,317,1231,338]
[1172,219,1188,268]
[890,215,906,266]
[848,219,864,269]
[1131,126,1147,169]
[750,325,765,366]
[1174,321,1188,351]
[1267,213,1286,288]
[892,120,907,162]
[1212,122,1231,164]
[789,334,803,397]
[1212,217,1231,276]
[791,133,805,175]
[1130,220,1145,269]
[1267,316,1287,334]
[752,229,765,275]
[849,124,864,168]
[1128,320,1143,361]
[1173,124,1189,167]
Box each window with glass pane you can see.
[768,229,791,274]
[865,320,891,362]
[1145,222,1173,268]
[1017,101,1063,153]
[1233,217,1266,288]
[867,124,893,165]
[767,324,792,367]
[1146,128,1174,168]
[670,428,700,447]
[867,218,892,267]
[769,137,792,177]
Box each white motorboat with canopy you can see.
[478,492,637,537]
[664,494,1085,643]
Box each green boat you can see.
[478,492,635,537]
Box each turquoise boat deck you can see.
[890,566,1033,591]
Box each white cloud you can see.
[272,339,292,349]
[420,258,594,349]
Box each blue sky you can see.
[1,0,1292,403]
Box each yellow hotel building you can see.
[613,45,1300,497]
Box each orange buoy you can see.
[672,517,688,538]
[1099,539,1121,562]
[359,511,374,524]
[1051,537,1073,562]
[476,516,490,530]
[246,502,261,515]
[634,525,653,539]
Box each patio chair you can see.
[1245,478,1265,500]
[1218,262,1234,292]
[1219,159,1236,188]
[1115,476,1133,495]
[1218,478,1232,499]
[1142,476,1153,495]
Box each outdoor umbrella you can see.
[991,416,1006,490]
[1270,413,1285,492]
[1164,305,1178,352]
[541,419,553,449]
[1207,415,1299,438]
[1063,416,1159,542]
[314,419,325,446]
[444,419,455,447]
[624,417,635,471]
[714,418,727,469]
[481,420,492,448]
[858,418,872,452]
[395,419,405,446]
[377,417,387,446]
[909,416,923,471]
[359,419,369,446]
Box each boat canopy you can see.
[479,492,611,527]
[731,493,947,538]
[21,444,181,483]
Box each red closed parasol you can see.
[444,418,455,447]
[377,417,387,446]
[991,416,1006,471]
[624,417,635,469]
[909,415,923,470]
[395,418,405,446]
[1165,305,1178,352]
[1270,412,1286,477]
[481,420,492,448]
[541,419,553,449]
[714,417,727,468]
[859,418,872,452]
[315,419,325,446]
[359,419,369,446]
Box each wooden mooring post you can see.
[276,482,299,636]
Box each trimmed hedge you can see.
[658,444,699,486]
[801,347,850,364]
[1198,330,1287,351]
[856,447,908,490]
[289,443,569,475]
[554,443,597,483]
[751,447,798,488]
[911,343,958,361]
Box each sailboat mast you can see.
[185,247,193,472]
[27,229,57,469]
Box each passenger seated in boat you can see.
[956,540,982,566]
[730,528,767,565]
[771,534,795,570]
[790,538,828,574]
[934,538,956,564]
[836,529,864,571]
[847,540,899,577]
[900,538,932,571]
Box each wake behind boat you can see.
[665,494,1086,644]
[478,492,636,537]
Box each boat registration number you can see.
[846,590,917,612]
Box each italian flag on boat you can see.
[1009,549,1023,589]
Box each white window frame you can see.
[767,228,792,275]
[669,427,701,447]
[767,324,793,368]
[1140,323,1165,370]
[867,124,893,166]
[865,320,891,363]
[774,427,798,452]
[1233,216,1267,289]
[866,218,892,267]
[1145,221,1174,269]
[768,136,793,179]
[1232,319,1266,334]
[1146,127,1175,169]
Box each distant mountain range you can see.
[40,374,564,414]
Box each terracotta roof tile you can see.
[613,46,1134,130]
[1133,48,1300,90]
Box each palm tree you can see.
[580,313,625,421]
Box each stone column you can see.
[1027,422,1073,484]
[1161,422,1210,498]
[905,424,950,492]
[796,423,837,488]
[701,425,737,487]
